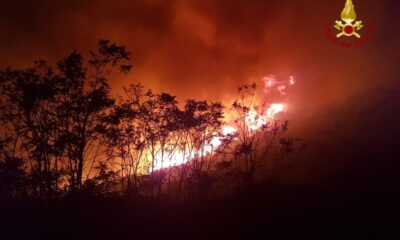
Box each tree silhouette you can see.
[0,41,295,201]
[139,90,178,197]
[1,60,62,197]
[56,40,131,192]
[179,100,224,200]
[0,40,131,198]
[106,84,146,197]
[0,137,27,198]
[229,84,289,184]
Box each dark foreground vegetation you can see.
[1,181,396,239]
[0,41,398,239]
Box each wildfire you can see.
[152,103,286,171]
[245,104,285,131]
[151,76,295,171]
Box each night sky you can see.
[0,0,399,183]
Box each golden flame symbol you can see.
[341,0,357,23]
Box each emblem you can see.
[335,0,363,38]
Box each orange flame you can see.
[152,103,286,171]
[150,75,295,171]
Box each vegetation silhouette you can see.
[0,40,297,201]
[1,40,395,240]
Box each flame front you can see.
[152,103,287,170]
[148,76,296,171]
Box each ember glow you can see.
[151,76,295,171]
